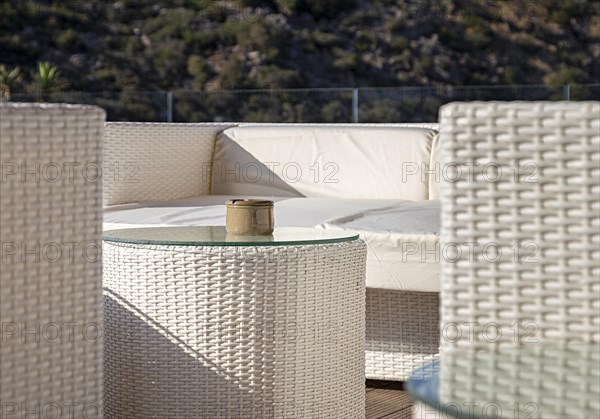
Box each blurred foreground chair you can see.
[433,102,599,419]
[0,104,105,417]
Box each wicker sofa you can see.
[102,122,443,380]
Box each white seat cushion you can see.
[316,200,440,292]
[104,196,440,292]
[212,125,436,200]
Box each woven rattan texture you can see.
[103,240,366,418]
[365,290,439,381]
[439,345,600,419]
[439,101,600,349]
[103,122,235,206]
[0,104,105,414]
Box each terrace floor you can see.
[366,380,413,419]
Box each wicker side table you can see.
[102,227,367,418]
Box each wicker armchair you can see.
[438,102,599,418]
[0,104,105,416]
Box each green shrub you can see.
[299,32,317,52]
[227,20,284,62]
[518,36,539,53]
[413,56,433,76]
[219,21,239,47]
[313,31,341,47]
[501,67,518,84]
[56,29,84,50]
[463,16,492,49]
[219,56,250,89]
[275,0,298,14]
[237,22,271,50]
[385,18,404,32]
[354,31,376,52]
[185,30,219,51]
[340,11,378,28]
[254,65,303,88]
[321,100,349,122]
[125,37,145,56]
[546,67,585,86]
[390,36,409,52]
[187,55,210,86]
[203,2,230,22]
[332,49,357,71]
[545,0,589,24]
[92,68,116,84]
[361,99,402,123]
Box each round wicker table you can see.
[103,226,367,418]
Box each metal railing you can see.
[10,84,599,123]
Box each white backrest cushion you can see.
[212,125,436,200]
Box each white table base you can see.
[103,240,366,418]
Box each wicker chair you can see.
[437,102,599,418]
[0,104,105,416]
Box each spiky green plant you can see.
[34,61,61,101]
[0,65,21,101]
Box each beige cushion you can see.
[211,125,436,200]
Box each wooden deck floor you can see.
[366,380,413,419]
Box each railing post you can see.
[563,84,570,101]
[166,91,173,122]
[352,88,359,123]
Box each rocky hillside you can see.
[1,0,598,121]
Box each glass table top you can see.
[103,226,359,247]
[407,344,600,419]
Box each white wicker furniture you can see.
[102,122,442,381]
[365,290,439,380]
[0,104,105,416]
[102,226,367,418]
[102,122,439,207]
[408,345,600,419]
[434,101,600,418]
